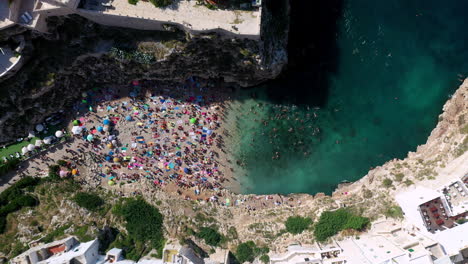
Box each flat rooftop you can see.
[0,47,19,75]
[79,0,261,37]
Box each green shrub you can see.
[128,0,138,4]
[113,198,164,260]
[41,224,71,243]
[235,241,268,263]
[0,177,41,233]
[456,218,468,225]
[0,158,20,179]
[260,255,270,264]
[394,173,404,182]
[460,124,468,134]
[314,209,369,242]
[382,178,393,188]
[197,227,222,247]
[14,195,38,207]
[384,206,404,219]
[404,179,414,186]
[236,241,255,263]
[46,165,61,181]
[57,160,68,166]
[149,0,173,8]
[285,216,312,234]
[73,192,104,211]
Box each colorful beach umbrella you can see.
[21,147,28,155]
[35,139,43,147]
[43,137,52,144]
[86,134,94,141]
[71,126,83,135]
[59,170,68,177]
[35,124,44,132]
[103,119,110,125]
[55,130,63,138]
[72,120,80,126]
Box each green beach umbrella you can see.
[73,120,80,126]
[190,118,197,124]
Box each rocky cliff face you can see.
[0,0,289,144]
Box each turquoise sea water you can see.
[229,0,468,194]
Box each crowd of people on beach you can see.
[58,78,232,198]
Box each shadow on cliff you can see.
[259,0,344,107]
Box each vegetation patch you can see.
[285,216,312,234]
[235,241,269,263]
[314,209,369,242]
[196,227,222,247]
[382,178,393,188]
[109,47,155,64]
[0,177,41,233]
[149,0,173,8]
[73,192,104,211]
[394,173,404,182]
[112,198,164,260]
[460,124,468,134]
[384,205,404,219]
[0,158,20,179]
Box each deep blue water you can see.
[229,0,468,194]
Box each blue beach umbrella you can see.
[103,119,110,125]
[125,116,132,121]
[105,156,112,161]
[97,126,104,132]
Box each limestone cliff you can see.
[0,0,289,144]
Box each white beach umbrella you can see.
[21,147,28,155]
[35,124,44,132]
[71,126,83,135]
[55,130,63,138]
[28,131,35,138]
[43,137,52,145]
[27,144,35,151]
[35,139,43,147]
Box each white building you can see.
[11,236,99,264]
[0,0,261,38]
[270,243,345,264]
[162,243,205,264]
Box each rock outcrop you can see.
[0,0,289,144]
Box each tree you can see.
[314,209,369,242]
[236,242,255,263]
[197,227,222,247]
[285,216,312,234]
[260,255,270,264]
[113,198,165,258]
[149,0,173,8]
[235,241,268,263]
